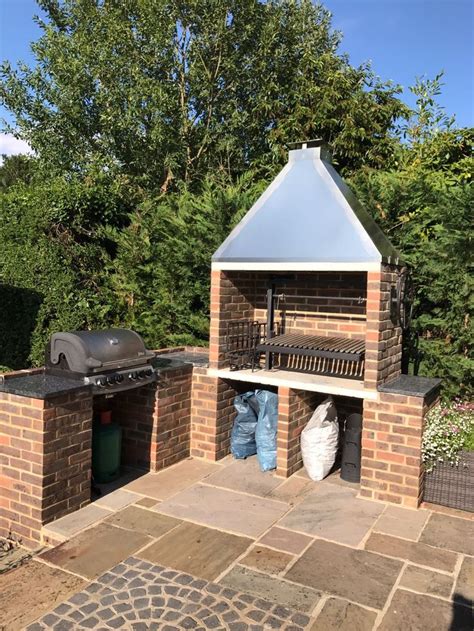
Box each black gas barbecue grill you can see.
[45,328,156,394]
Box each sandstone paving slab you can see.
[220,565,321,612]
[138,521,253,581]
[258,526,313,555]
[294,467,311,479]
[204,456,283,497]
[378,589,472,631]
[373,505,430,540]
[135,496,160,508]
[93,488,141,511]
[309,597,377,631]
[40,523,152,579]
[104,505,181,538]
[240,545,294,575]
[399,564,453,598]
[0,559,85,631]
[323,470,360,491]
[279,483,383,546]
[122,458,221,500]
[155,483,289,537]
[454,556,474,603]
[25,557,311,631]
[285,539,402,609]
[419,512,474,556]
[422,501,474,522]
[267,475,315,505]
[365,532,458,573]
[41,503,111,540]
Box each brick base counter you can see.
[0,388,92,548]
[0,349,205,548]
[360,376,441,508]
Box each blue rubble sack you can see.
[255,389,279,471]
[230,391,259,459]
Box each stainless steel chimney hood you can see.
[212,141,402,271]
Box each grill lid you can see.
[48,328,154,374]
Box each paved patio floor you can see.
[0,456,472,630]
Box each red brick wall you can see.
[360,392,437,507]
[210,270,368,371]
[108,365,193,471]
[0,389,92,549]
[254,272,367,340]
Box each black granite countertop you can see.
[153,350,209,370]
[0,350,209,399]
[378,374,442,398]
[0,372,91,399]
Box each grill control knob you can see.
[97,377,107,387]
[116,374,124,383]
[106,376,115,385]
[129,372,138,380]
[137,371,145,380]
[145,369,153,377]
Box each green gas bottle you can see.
[92,415,122,483]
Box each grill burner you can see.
[45,328,156,394]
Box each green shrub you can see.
[0,174,138,365]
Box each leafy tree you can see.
[1,0,407,191]
[104,172,265,347]
[0,154,36,190]
[351,76,473,398]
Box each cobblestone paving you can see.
[25,557,311,630]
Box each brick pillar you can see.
[360,391,438,507]
[0,389,92,548]
[190,369,235,460]
[209,270,226,369]
[209,269,256,370]
[154,365,193,470]
[365,264,403,389]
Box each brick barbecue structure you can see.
[196,141,441,507]
[0,141,441,548]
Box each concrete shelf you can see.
[208,367,378,400]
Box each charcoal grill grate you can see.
[258,333,364,361]
[259,332,365,378]
[224,322,365,378]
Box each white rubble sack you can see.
[301,396,339,481]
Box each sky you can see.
[0,0,473,158]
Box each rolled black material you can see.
[340,413,362,483]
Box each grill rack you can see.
[224,320,365,379]
[257,332,365,379]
